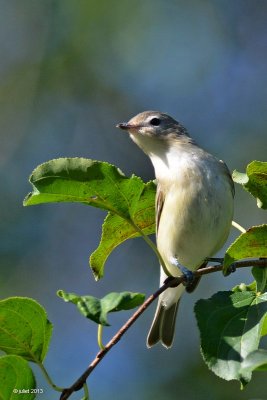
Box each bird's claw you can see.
[227,262,237,274]
[169,257,194,286]
[179,265,194,285]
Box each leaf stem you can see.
[82,383,90,400]
[97,324,106,350]
[232,220,246,233]
[38,361,63,392]
[129,220,170,277]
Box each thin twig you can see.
[59,258,267,400]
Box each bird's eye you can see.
[150,117,161,126]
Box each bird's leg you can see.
[169,256,194,286]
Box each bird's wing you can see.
[155,183,165,235]
[220,160,235,197]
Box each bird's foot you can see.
[205,257,237,275]
[225,262,237,275]
[169,257,194,286]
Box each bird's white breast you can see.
[151,144,234,277]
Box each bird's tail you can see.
[146,284,184,348]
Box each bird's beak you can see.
[116,122,140,131]
[116,122,129,130]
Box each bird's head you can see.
[116,111,191,155]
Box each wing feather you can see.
[156,183,165,235]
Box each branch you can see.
[59,258,267,400]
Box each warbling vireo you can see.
[117,111,234,348]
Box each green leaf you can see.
[0,355,36,400]
[223,225,267,275]
[242,349,267,372]
[194,289,267,386]
[257,266,267,337]
[57,290,145,326]
[0,297,52,363]
[233,268,267,337]
[260,314,267,337]
[232,161,267,208]
[24,158,157,280]
[252,266,267,294]
[90,181,156,280]
[24,158,145,220]
[232,171,249,185]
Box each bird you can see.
[117,111,234,348]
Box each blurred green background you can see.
[1,1,267,399]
